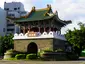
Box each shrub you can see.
[43,47,53,52]
[66,52,79,60]
[7,49,15,52]
[26,54,37,59]
[37,52,40,57]
[80,50,85,57]
[55,48,63,52]
[37,51,45,58]
[81,52,85,57]
[4,49,16,59]
[15,54,26,59]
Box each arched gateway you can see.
[27,42,38,54]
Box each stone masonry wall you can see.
[53,38,66,51]
[14,38,53,52]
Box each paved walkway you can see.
[0,57,85,64]
[0,60,85,64]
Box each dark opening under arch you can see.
[27,42,38,54]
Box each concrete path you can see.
[0,60,85,64]
[0,57,85,64]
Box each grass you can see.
[4,58,17,60]
[3,57,43,61]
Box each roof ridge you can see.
[21,7,50,18]
[19,5,52,18]
[19,9,33,18]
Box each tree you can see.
[0,34,14,56]
[0,36,3,55]
[65,23,85,56]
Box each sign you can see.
[27,32,36,37]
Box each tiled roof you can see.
[7,5,71,25]
[14,6,54,23]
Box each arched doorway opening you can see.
[27,42,38,54]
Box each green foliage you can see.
[80,52,85,57]
[26,54,37,59]
[4,58,17,60]
[6,49,16,57]
[66,53,79,60]
[38,51,45,58]
[65,23,85,55]
[37,52,41,57]
[7,49,15,52]
[0,34,14,56]
[55,48,63,52]
[43,47,53,52]
[80,50,85,57]
[0,36,4,56]
[15,54,26,59]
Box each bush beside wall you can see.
[15,54,26,59]
[26,54,37,60]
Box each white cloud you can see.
[23,0,33,11]
[0,0,5,8]
[52,0,85,20]
[51,0,85,34]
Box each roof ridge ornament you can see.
[44,4,52,16]
[32,6,36,11]
[47,4,51,9]
[55,10,58,15]
[47,13,54,16]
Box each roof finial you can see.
[47,4,51,8]
[4,2,6,3]
[55,10,58,15]
[32,6,36,11]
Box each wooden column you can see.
[39,27,40,32]
[18,26,20,33]
[49,27,51,32]
[54,28,57,32]
[51,27,54,31]
[23,26,25,34]
[44,27,46,32]
[28,25,31,32]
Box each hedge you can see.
[15,54,26,59]
[26,54,37,59]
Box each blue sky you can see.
[32,0,52,8]
[0,0,85,34]
[23,0,52,9]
